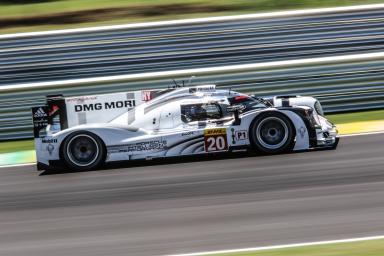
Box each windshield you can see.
[229,95,268,111]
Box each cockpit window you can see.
[228,95,268,110]
[181,103,222,123]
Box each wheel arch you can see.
[248,110,298,153]
[277,109,311,150]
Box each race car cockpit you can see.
[181,103,222,123]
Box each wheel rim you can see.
[256,117,289,150]
[66,134,99,167]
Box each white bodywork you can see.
[33,85,338,168]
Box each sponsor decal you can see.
[32,106,49,138]
[34,107,47,118]
[42,138,58,144]
[46,144,55,155]
[142,91,152,101]
[33,122,46,128]
[231,128,236,144]
[230,129,248,144]
[33,121,48,129]
[41,139,57,144]
[204,128,226,136]
[299,126,306,138]
[49,105,59,116]
[204,128,228,152]
[235,130,248,141]
[189,85,216,93]
[109,140,167,153]
[181,131,195,136]
[74,100,135,112]
[66,96,98,102]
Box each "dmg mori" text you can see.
[74,100,135,112]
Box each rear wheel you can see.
[61,132,105,171]
[250,112,295,154]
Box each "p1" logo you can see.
[235,130,248,141]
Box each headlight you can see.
[314,100,325,116]
[304,108,321,128]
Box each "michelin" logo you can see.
[42,138,58,143]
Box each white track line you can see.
[0,163,35,169]
[1,4,384,39]
[166,235,384,256]
[340,130,384,137]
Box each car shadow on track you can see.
[39,150,290,176]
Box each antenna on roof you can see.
[188,76,195,86]
[228,87,232,95]
[172,79,178,88]
[182,80,185,87]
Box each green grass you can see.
[1,0,383,34]
[214,238,384,256]
[0,109,382,154]
[0,139,34,154]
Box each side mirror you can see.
[227,105,245,125]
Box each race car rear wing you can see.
[32,94,67,139]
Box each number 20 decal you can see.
[206,136,227,151]
[204,128,228,152]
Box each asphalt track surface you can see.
[0,133,383,255]
[2,8,384,84]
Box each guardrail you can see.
[1,52,383,141]
[2,4,384,85]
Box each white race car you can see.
[32,85,339,171]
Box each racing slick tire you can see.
[249,112,295,154]
[61,131,106,171]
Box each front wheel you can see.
[61,132,106,171]
[249,112,295,154]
